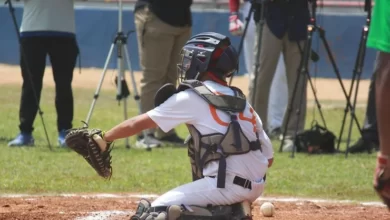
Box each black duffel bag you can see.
[294,121,337,154]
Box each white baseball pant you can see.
[151,174,265,207]
[241,1,288,131]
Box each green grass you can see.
[0,84,379,202]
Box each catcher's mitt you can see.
[65,125,113,179]
[374,153,390,209]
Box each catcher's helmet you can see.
[177,32,238,82]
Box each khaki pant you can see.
[135,7,191,138]
[252,23,307,137]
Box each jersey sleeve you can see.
[146,90,197,133]
[229,0,240,13]
[255,112,274,159]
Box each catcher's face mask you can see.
[177,48,209,82]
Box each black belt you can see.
[209,176,252,190]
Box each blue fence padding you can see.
[0,6,377,79]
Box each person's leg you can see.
[9,37,47,147]
[47,37,79,146]
[252,23,283,131]
[241,1,256,99]
[364,71,379,145]
[151,175,265,207]
[155,26,191,144]
[267,53,288,136]
[281,38,307,152]
[134,7,177,148]
[375,51,390,156]
[349,70,379,153]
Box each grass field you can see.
[0,83,379,203]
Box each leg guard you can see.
[130,199,252,220]
[130,199,153,220]
[231,201,252,220]
[179,204,232,220]
[178,201,252,220]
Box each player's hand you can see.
[374,153,390,209]
[268,158,274,168]
[229,13,244,36]
[65,125,113,179]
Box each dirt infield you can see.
[0,194,388,220]
[0,64,371,106]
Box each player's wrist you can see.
[101,131,113,144]
[229,12,239,20]
[378,152,390,164]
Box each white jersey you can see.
[147,80,274,182]
[20,0,76,36]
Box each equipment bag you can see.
[294,121,336,154]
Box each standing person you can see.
[8,0,80,147]
[366,0,390,208]
[228,0,288,138]
[250,0,311,152]
[133,0,192,148]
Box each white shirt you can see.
[147,80,274,182]
[20,0,76,35]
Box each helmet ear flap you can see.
[212,45,239,77]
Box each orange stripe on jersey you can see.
[239,107,257,133]
[209,105,229,126]
[207,88,257,133]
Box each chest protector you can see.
[154,80,262,188]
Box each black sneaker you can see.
[157,133,186,146]
[348,138,378,154]
[135,134,162,149]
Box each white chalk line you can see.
[75,210,134,220]
[0,193,385,207]
[0,193,385,220]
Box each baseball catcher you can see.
[66,32,274,219]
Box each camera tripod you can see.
[85,0,151,150]
[338,0,371,157]
[279,0,363,158]
[228,0,319,104]
[228,0,266,105]
[5,0,52,150]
